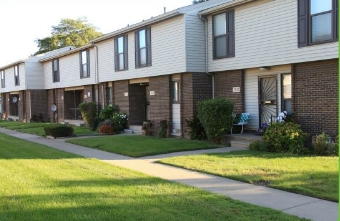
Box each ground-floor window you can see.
[281,74,292,114]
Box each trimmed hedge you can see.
[79,102,97,130]
[44,125,74,138]
[197,98,233,144]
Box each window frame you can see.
[298,0,338,47]
[114,34,128,71]
[80,50,90,79]
[52,58,60,83]
[14,65,20,86]
[281,74,292,114]
[1,70,5,88]
[135,27,152,68]
[172,81,180,103]
[212,9,235,59]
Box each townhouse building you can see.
[0,0,338,139]
[0,47,75,122]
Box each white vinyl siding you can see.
[185,14,206,72]
[98,15,186,83]
[44,48,96,89]
[25,62,44,89]
[244,65,291,130]
[0,64,26,92]
[207,0,338,72]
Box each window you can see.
[114,35,128,71]
[135,27,151,68]
[281,74,292,114]
[213,10,235,59]
[298,0,338,47]
[14,65,19,86]
[1,70,4,88]
[172,81,180,102]
[52,59,60,82]
[80,50,90,78]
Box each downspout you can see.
[93,43,100,112]
[199,14,215,99]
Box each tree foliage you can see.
[34,17,102,55]
[192,0,209,4]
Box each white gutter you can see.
[199,14,215,99]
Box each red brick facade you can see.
[214,70,244,113]
[181,73,212,137]
[149,75,171,136]
[292,59,338,138]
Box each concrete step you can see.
[230,140,251,148]
[129,125,142,131]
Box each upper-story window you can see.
[135,27,151,68]
[114,35,128,71]
[52,59,60,82]
[80,50,90,78]
[14,65,20,86]
[298,0,338,47]
[213,10,235,59]
[1,70,5,88]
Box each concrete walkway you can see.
[0,128,338,221]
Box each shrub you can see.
[263,122,308,154]
[248,140,268,151]
[99,105,119,121]
[79,102,97,130]
[185,115,207,140]
[158,120,168,138]
[98,119,115,135]
[312,132,338,156]
[111,112,127,133]
[30,113,44,122]
[197,98,233,143]
[44,125,74,138]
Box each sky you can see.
[0,0,193,67]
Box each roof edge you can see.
[199,0,256,15]
[39,44,94,62]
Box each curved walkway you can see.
[0,128,338,221]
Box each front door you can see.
[259,76,277,126]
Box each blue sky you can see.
[0,0,192,67]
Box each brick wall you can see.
[181,73,212,138]
[84,85,94,103]
[29,90,48,122]
[56,89,65,122]
[149,75,171,136]
[214,70,244,113]
[1,93,7,119]
[292,59,338,138]
[114,80,129,118]
[129,84,146,125]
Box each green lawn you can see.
[67,135,221,157]
[159,150,338,202]
[0,133,309,221]
[0,121,94,136]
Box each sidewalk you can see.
[0,128,338,221]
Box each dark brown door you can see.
[259,76,277,126]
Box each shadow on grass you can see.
[206,150,334,159]
[0,177,309,221]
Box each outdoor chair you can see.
[231,113,250,134]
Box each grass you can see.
[0,120,94,136]
[67,135,221,157]
[159,150,338,202]
[0,132,310,221]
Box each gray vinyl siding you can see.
[207,0,338,72]
[244,65,291,130]
[185,14,206,72]
[25,62,44,89]
[98,15,186,83]
[44,48,96,89]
